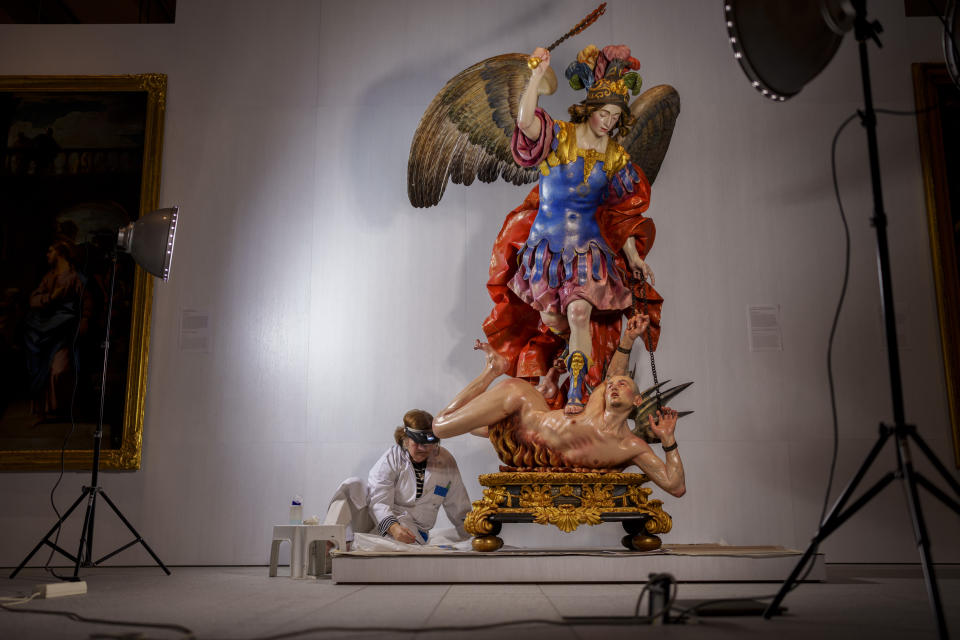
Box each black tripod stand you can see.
[10,254,169,580]
[763,6,960,639]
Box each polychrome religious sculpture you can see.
[408,42,680,418]
[408,22,687,548]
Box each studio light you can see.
[11,206,181,581]
[723,0,852,101]
[945,0,959,87]
[722,2,959,638]
[117,206,178,280]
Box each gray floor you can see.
[1,564,958,639]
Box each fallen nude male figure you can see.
[433,314,685,497]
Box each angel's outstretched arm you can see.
[517,47,551,139]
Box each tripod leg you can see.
[764,428,894,619]
[907,429,960,500]
[97,490,171,575]
[9,489,88,579]
[824,473,900,536]
[73,488,99,579]
[762,539,821,618]
[819,426,893,522]
[85,489,98,569]
[898,439,949,640]
[914,474,960,516]
[763,472,896,618]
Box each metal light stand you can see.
[762,4,960,638]
[10,254,169,579]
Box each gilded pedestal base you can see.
[463,472,672,551]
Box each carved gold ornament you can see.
[465,471,672,536]
[581,484,616,509]
[539,120,629,182]
[464,486,510,535]
[479,471,650,485]
[533,504,603,532]
[464,501,498,536]
[483,486,509,506]
[587,77,629,103]
[642,499,673,534]
[626,485,653,507]
[520,484,554,507]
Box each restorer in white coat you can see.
[367,409,471,543]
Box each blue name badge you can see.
[433,483,449,497]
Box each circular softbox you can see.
[724,0,852,101]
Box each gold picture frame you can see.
[912,63,960,467]
[0,74,166,471]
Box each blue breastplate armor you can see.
[520,156,616,288]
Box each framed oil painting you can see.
[912,63,960,467]
[0,74,166,471]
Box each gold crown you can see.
[587,78,629,102]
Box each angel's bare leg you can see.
[433,342,549,439]
[563,299,593,414]
[565,300,592,363]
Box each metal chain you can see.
[635,272,663,411]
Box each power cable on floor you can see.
[0,594,195,639]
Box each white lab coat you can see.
[367,444,471,542]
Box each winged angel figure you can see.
[408,44,680,415]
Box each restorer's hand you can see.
[388,523,417,544]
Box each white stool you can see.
[269,524,346,578]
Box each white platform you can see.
[331,544,825,584]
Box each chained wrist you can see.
[662,441,678,452]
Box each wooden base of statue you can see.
[463,472,672,552]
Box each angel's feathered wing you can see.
[619,84,680,185]
[407,53,541,208]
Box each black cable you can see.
[820,111,858,529]
[0,600,194,638]
[874,107,933,116]
[817,104,932,526]
[248,617,658,640]
[234,578,680,640]
[0,579,676,640]
[632,582,651,616]
[0,602,667,640]
[626,578,676,618]
[669,593,772,619]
